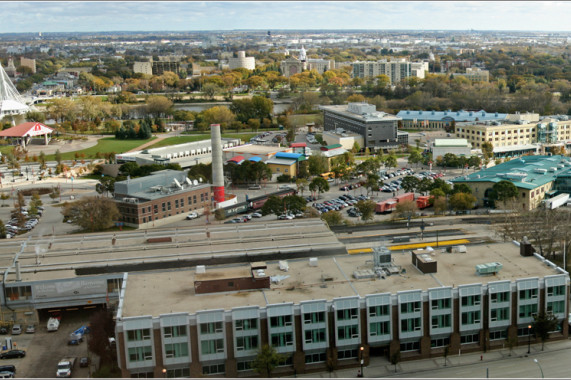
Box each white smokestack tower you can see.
[210,124,225,203]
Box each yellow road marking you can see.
[347,239,470,254]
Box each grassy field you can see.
[145,133,257,150]
[288,114,323,127]
[45,137,156,161]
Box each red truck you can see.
[416,195,433,209]
[375,193,415,214]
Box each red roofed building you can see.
[0,122,54,147]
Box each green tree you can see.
[481,141,494,164]
[252,344,285,378]
[61,196,121,232]
[401,175,420,193]
[394,199,418,220]
[451,183,472,195]
[307,155,329,176]
[365,173,380,196]
[352,141,361,154]
[532,311,559,351]
[0,220,5,239]
[296,178,308,195]
[449,192,476,212]
[283,195,306,213]
[390,351,400,373]
[309,177,330,199]
[261,195,284,217]
[356,199,376,221]
[49,186,60,203]
[408,150,422,167]
[321,210,343,226]
[54,149,62,166]
[433,196,447,215]
[385,153,398,171]
[490,180,518,208]
[0,193,9,207]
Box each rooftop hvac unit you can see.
[475,262,503,275]
[196,265,206,274]
[278,260,289,272]
[373,245,391,268]
[309,258,318,267]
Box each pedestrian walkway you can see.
[288,339,571,378]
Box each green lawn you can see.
[144,133,257,150]
[45,137,156,161]
[288,114,323,127]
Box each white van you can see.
[47,317,60,332]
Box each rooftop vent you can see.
[196,265,206,274]
[475,262,503,275]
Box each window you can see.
[519,304,538,319]
[400,341,420,352]
[431,298,451,310]
[5,286,32,301]
[237,361,253,372]
[401,317,421,332]
[370,321,390,336]
[167,201,171,211]
[165,342,189,358]
[430,337,450,348]
[193,195,197,203]
[305,352,326,364]
[200,322,223,334]
[400,301,421,314]
[490,307,509,321]
[491,292,509,303]
[130,372,154,378]
[127,329,151,341]
[200,339,224,355]
[461,295,481,306]
[338,348,358,359]
[188,196,192,205]
[336,308,358,321]
[271,332,293,347]
[163,325,187,338]
[202,363,225,375]
[517,327,533,337]
[431,314,451,329]
[490,330,507,341]
[337,325,359,340]
[304,311,325,324]
[236,336,258,351]
[128,346,152,362]
[369,304,389,317]
[162,202,166,212]
[235,318,257,331]
[460,333,479,344]
[180,198,184,207]
[175,199,179,208]
[304,328,326,344]
[461,311,481,325]
[547,285,565,296]
[270,315,292,327]
[166,368,190,378]
[547,300,565,314]
[201,193,205,202]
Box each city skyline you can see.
[0,1,571,34]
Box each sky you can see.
[0,1,571,34]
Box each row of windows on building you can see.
[119,191,210,224]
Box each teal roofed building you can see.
[451,155,571,211]
[397,109,507,130]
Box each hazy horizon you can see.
[1,1,570,34]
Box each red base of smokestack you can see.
[214,186,225,203]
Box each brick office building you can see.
[114,170,212,227]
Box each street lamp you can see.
[162,368,167,378]
[359,346,364,377]
[533,359,544,378]
[527,324,532,354]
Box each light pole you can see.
[527,324,532,354]
[162,368,167,378]
[359,346,364,377]
[533,359,544,378]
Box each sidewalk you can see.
[291,339,571,378]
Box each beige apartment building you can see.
[452,67,489,83]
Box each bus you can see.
[320,172,335,179]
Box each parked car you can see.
[0,366,14,375]
[25,324,35,334]
[79,357,89,368]
[278,214,294,220]
[251,212,263,218]
[0,371,13,378]
[0,350,25,359]
[186,212,198,220]
[10,325,21,335]
[0,328,7,335]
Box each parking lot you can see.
[0,310,94,378]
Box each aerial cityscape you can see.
[0,1,571,378]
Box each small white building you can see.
[431,138,472,159]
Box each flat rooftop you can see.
[224,144,289,155]
[121,241,559,318]
[1,219,345,283]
